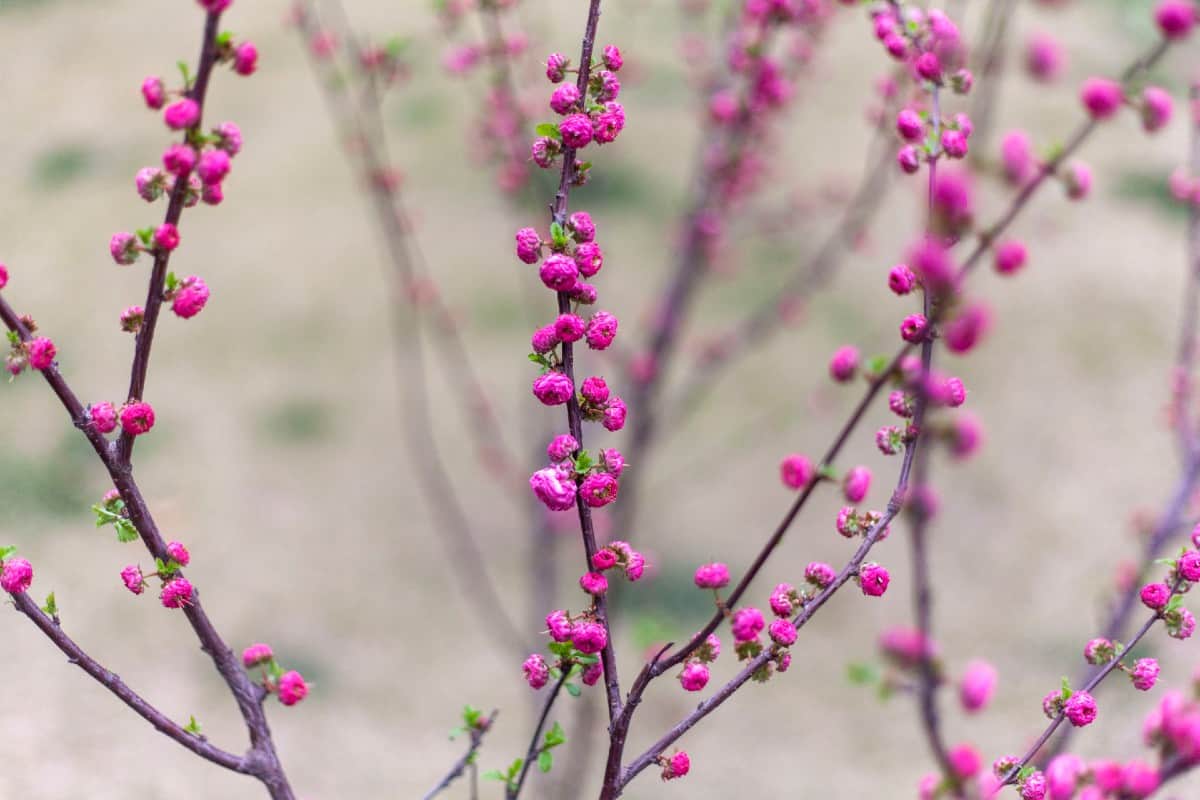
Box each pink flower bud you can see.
[197,149,231,185]
[661,751,690,780]
[172,276,210,319]
[941,129,969,159]
[580,571,608,596]
[768,618,797,646]
[897,145,921,174]
[89,402,117,434]
[1080,77,1125,120]
[234,41,258,76]
[164,98,200,130]
[136,167,167,202]
[555,313,586,344]
[568,211,596,243]
[915,51,943,83]
[602,45,623,72]
[166,541,190,567]
[242,643,274,668]
[0,557,33,594]
[559,113,594,149]
[574,242,603,277]
[1155,0,1196,39]
[1140,582,1171,610]
[531,325,559,354]
[539,253,579,292]
[1064,691,1098,726]
[828,345,859,382]
[141,76,166,109]
[580,472,619,508]
[679,662,709,692]
[121,565,145,595]
[994,240,1028,275]
[581,662,602,686]
[215,121,243,156]
[779,453,814,490]
[694,562,730,589]
[896,109,925,142]
[959,660,997,712]
[602,396,627,432]
[900,313,928,344]
[1141,86,1174,132]
[119,402,156,436]
[278,670,308,706]
[1063,161,1093,200]
[1178,550,1200,581]
[163,144,198,176]
[731,607,765,643]
[530,466,576,511]
[805,561,836,589]
[858,563,890,597]
[1021,772,1047,800]
[154,223,180,252]
[843,466,871,503]
[550,83,581,115]
[949,744,982,779]
[943,303,992,354]
[572,621,608,654]
[1131,657,1160,691]
[769,583,796,617]
[545,53,569,83]
[160,577,194,608]
[1025,33,1065,83]
[532,371,574,405]
[888,263,917,295]
[547,434,578,462]
[110,232,140,266]
[585,311,618,350]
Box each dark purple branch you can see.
[423,710,499,800]
[117,10,223,465]
[0,293,294,799]
[508,675,568,800]
[544,0,624,729]
[9,591,248,773]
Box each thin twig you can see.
[507,674,568,800]
[423,710,499,800]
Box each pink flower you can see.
[586,311,618,350]
[843,466,871,503]
[600,448,625,477]
[154,223,180,252]
[532,371,574,406]
[769,583,796,616]
[915,51,942,83]
[896,108,925,142]
[949,744,982,779]
[943,303,992,354]
[1141,86,1174,132]
[1000,130,1035,185]
[120,565,145,595]
[1121,761,1160,797]
[163,143,199,176]
[995,240,1028,275]
[694,562,730,589]
[1063,161,1093,200]
[581,663,602,686]
[141,76,166,109]
[164,98,200,130]
[596,399,627,436]
[1178,550,1200,581]
[574,242,604,277]
[278,670,308,706]
[523,654,549,689]
[580,571,608,596]
[580,375,609,404]
[907,237,958,297]
[959,660,997,712]
[166,541,190,567]
[545,53,569,83]
[662,751,690,780]
[580,472,619,508]
[1025,33,1065,83]
[591,549,617,571]
[197,149,231,185]
[215,121,243,156]
[805,561,836,589]
[602,45,623,72]
[554,314,585,345]
[897,145,921,174]
[1155,0,1196,39]
[941,129,969,159]
[546,434,578,462]
[900,313,928,344]
[0,557,33,594]
[234,42,258,76]
[136,167,167,202]
[559,113,593,149]
[1131,658,1160,691]
[1064,691,1098,727]
[159,577,194,608]
[120,306,145,333]
[539,254,578,292]
[1080,78,1125,120]
[624,551,645,582]
[568,211,596,243]
[731,607,765,643]
[572,621,608,654]
[1140,582,1171,610]
[859,563,890,597]
[888,264,916,295]
[828,345,859,382]
[1021,771,1047,800]
[530,467,577,511]
[779,453,814,490]
[23,337,57,372]
[531,325,559,354]
[1045,755,1085,800]
[943,376,967,408]
[242,643,274,668]
[531,137,559,168]
[550,83,581,115]
[1084,638,1116,665]
[172,276,210,319]
[679,662,709,692]
[768,618,797,646]
[545,610,573,642]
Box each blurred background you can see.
[0,0,1196,797]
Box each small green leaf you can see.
[1167,593,1185,612]
[42,592,57,616]
[544,721,566,748]
[846,662,879,686]
[549,221,569,248]
[216,31,234,48]
[1060,676,1072,700]
[462,705,482,728]
[136,228,154,246]
[817,464,838,482]
[564,682,581,698]
[0,545,17,561]
[184,715,202,735]
[535,122,561,141]
[864,354,891,378]
[177,60,193,89]
[6,331,19,346]
[482,770,506,782]
[165,272,180,292]
[507,759,523,779]
[537,749,553,773]
[1017,765,1036,781]
[115,519,139,544]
